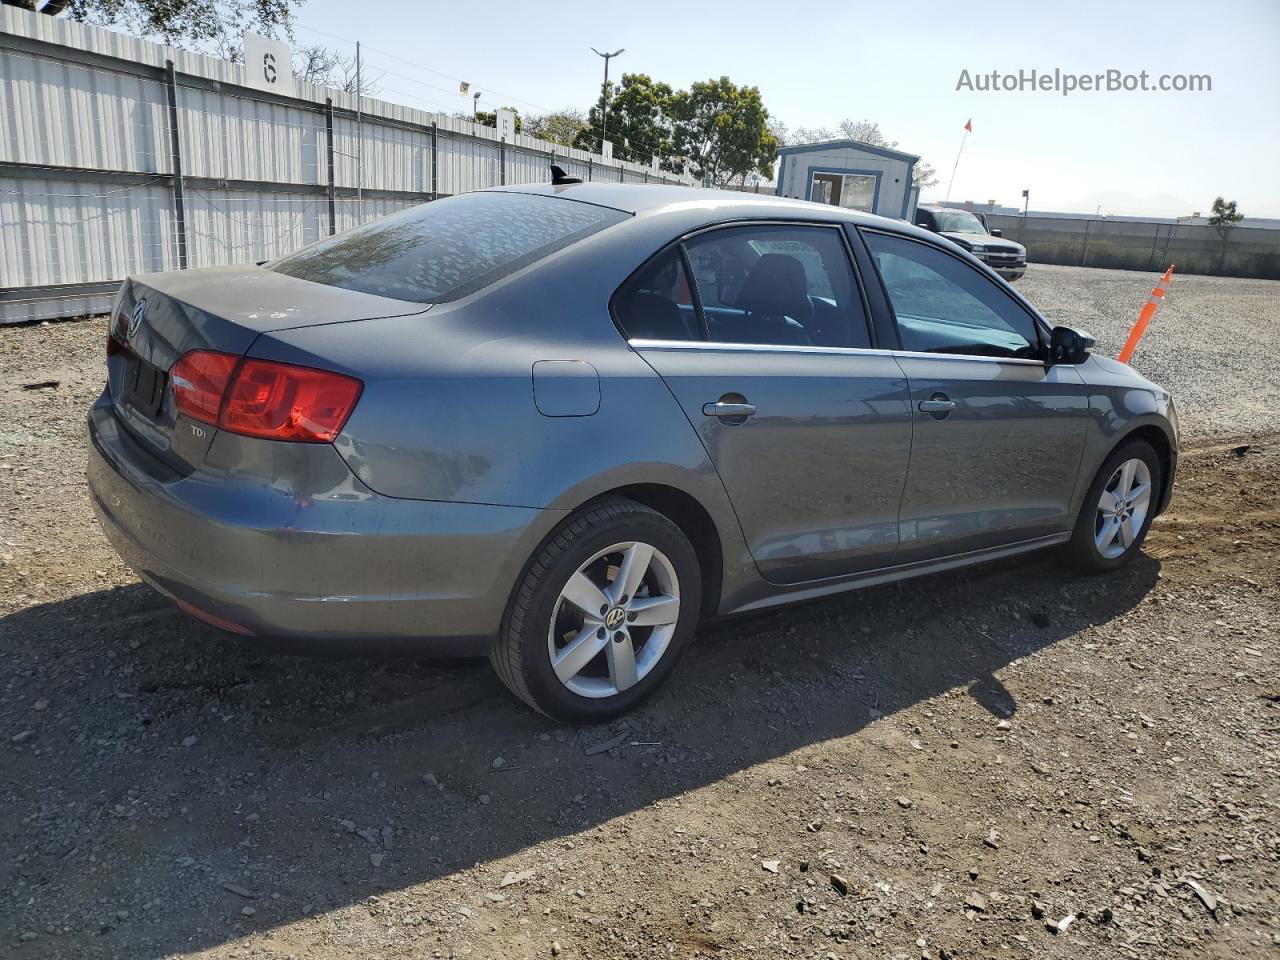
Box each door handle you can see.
[702,400,757,419]
[918,394,956,418]
[917,398,955,413]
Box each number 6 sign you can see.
[243,32,294,97]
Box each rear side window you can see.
[683,225,871,349]
[613,249,701,341]
[269,192,628,303]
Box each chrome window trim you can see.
[628,338,1049,366]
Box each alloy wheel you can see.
[547,541,681,699]
[1094,457,1153,560]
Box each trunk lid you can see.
[107,266,428,472]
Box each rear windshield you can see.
[268,192,629,303]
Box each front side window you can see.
[683,225,871,349]
[864,232,1041,359]
[270,192,628,303]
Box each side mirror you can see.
[1049,325,1096,365]
[989,227,1003,237]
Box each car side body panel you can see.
[1072,353,1179,515]
[85,184,1180,648]
[890,354,1089,561]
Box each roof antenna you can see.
[550,164,582,185]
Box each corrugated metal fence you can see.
[0,8,700,323]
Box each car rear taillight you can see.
[171,350,239,424]
[171,350,362,443]
[221,358,363,442]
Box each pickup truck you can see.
[913,204,1027,282]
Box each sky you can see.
[288,0,1280,217]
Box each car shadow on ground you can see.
[0,550,1160,958]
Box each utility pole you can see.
[355,41,363,211]
[591,47,624,153]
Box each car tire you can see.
[1064,438,1162,574]
[490,497,702,722]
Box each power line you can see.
[291,21,682,167]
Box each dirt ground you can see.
[1,265,1278,960]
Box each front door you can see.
[615,223,913,584]
[861,230,1089,560]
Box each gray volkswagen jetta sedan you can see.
[88,182,1178,721]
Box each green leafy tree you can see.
[4,0,296,48]
[669,77,776,185]
[1207,196,1243,228]
[1207,196,1244,273]
[574,73,674,165]
[524,109,587,148]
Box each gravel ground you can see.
[1017,263,1280,440]
[1,264,1277,960]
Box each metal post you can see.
[355,42,363,213]
[429,121,438,201]
[601,56,610,149]
[325,98,336,236]
[587,158,593,182]
[163,60,188,270]
[499,138,506,186]
[591,47,624,153]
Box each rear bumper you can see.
[86,393,559,652]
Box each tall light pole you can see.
[591,47,624,153]
[472,90,482,120]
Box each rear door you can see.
[617,222,912,584]
[859,229,1089,560]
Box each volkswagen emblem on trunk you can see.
[126,299,146,339]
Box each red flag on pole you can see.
[964,118,973,132]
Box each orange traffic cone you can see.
[1117,265,1175,365]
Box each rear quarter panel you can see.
[247,216,759,612]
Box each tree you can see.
[1207,196,1244,274]
[786,117,938,187]
[524,109,587,148]
[293,44,382,97]
[1208,197,1243,228]
[574,73,674,165]
[669,77,776,185]
[766,118,790,148]
[3,0,296,49]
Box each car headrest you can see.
[736,254,811,324]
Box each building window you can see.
[810,173,876,212]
